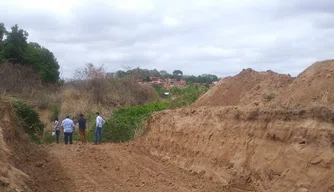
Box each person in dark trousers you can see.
[95,112,105,144]
[53,117,60,143]
[78,113,86,144]
[61,115,75,144]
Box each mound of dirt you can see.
[280,60,334,108]
[139,106,334,192]
[192,68,292,108]
[0,99,71,192]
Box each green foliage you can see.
[11,100,44,144]
[173,70,183,77]
[42,134,55,144]
[25,42,60,83]
[50,104,60,121]
[103,102,169,143]
[168,84,209,108]
[142,75,151,82]
[0,23,60,83]
[185,74,219,84]
[29,134,41,144]
[152,84,168,98]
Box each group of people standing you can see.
[53,112,106,145]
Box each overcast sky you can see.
[1,0,333,78]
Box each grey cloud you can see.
[1,0,334,79]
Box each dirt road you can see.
[44,142,226,192]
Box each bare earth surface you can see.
[44,142,226,192]
[2,60,334,192]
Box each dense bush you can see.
[50,103,60,121]
[11,100,44,143]
[168,84,208,108]
[103,102,169,143]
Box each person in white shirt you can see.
[53,117,60,143]
[61,115,75,145]
[95,112,105,144]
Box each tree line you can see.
[0,23,60,83]
[115,67,219,84]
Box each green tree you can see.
[0,23,6,42]
[173,70,183,77]
[25,42,60,83]
[142,75,151,82]
[0,23,60,83]
[159,70,169,78]
[0,23,5,63]
[2,24,28,63]
[115,70,127,78]
[149,69,161,77]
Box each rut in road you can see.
[44,142,226,192]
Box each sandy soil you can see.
[1,59,334,192]
[43,142,226,192]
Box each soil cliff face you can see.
[140,106,334,192]
[0,99,71,192]
[139,60,334,191]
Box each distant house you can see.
[137,76,187,89]
[150,77,162,84]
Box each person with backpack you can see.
[53,117,60,143]
[95,112,105,144]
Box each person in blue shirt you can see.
[61,115,75,145]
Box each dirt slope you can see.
[44,143,226,192]
[280,60,334,108]
[0,100,30,192]
[0,99,71,192]
[139,106,334,192]
[192,69,292,108]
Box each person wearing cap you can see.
[61,115,75,144]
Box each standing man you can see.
[95,112,105,144]
[62,115,75,145]
[78,113,86,144]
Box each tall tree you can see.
[0,23,6,63]
[2,24,28,63]
[25,42,60,83]
[0,23,6,42]
[173,70,183,77]
[0,23,60,83]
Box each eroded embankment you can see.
[0,99,71,192]
[138,106,334,192]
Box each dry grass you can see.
[0,62,62,110]
[60,63,158,119]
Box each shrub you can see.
[103,102,169,143]
[11,100,44,143]
[50,103,60,121]
[168,84,208,108]
[42,134,55,144]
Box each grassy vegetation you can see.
[168,84,209,108]
[101,102,169,143]
[2,63,210,144]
